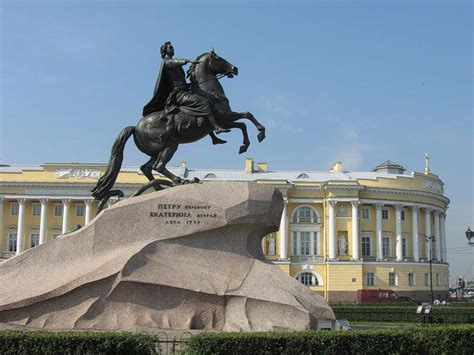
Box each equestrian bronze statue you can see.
[92,42,266,210]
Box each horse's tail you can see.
[91,126,135,201]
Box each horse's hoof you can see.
[193,177,200,183]
[257,132,266,142]
[239,145,248,154]
[172,178,183,185]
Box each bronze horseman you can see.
[92,41,266,210]
[143,41,230,142]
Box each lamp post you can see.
[466,227,474,246]
[426,235,435,304]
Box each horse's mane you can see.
[186,52,208,85]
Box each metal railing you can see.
[291,217,321,224]
[155,331,193,355]
[1,252,15,259]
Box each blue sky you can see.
[1,1,472,279]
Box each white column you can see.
[440,213,447,262]
[0,197,4,254]
[296,233,301,256]
[61,199,70,234]
[434,210,441,261]
[412,206,420,262]
[424,208,432,259]
[84,199,93,225]
[395,205,403,261]
[351,201,360,260]
[316,231,321,255]
[16,198,27,255]
[279,199,288,260]
[328,200,337,260]
[39,198,48,245]
[375,203,383,260]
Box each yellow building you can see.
[0,158,450,303]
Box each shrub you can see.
[182,325,474,355]
[0,330,159,355]
[332,305,474,323]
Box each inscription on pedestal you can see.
[150,203,219,224]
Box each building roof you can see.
[0,159,447,203]
[0,160,415,183]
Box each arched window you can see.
[292,206,319,224]
[297,173,309,179]
[297,272,319,286]
[203,173,217,179]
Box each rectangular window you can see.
[389,272,397,286]
[362,236,371,257]
[402,237,407,258]
[30,234,40,248]
[382,237,391,257]
[54,204,63,216]
[361,208,370,220]
[32,204,41,216]
[401,210,406,221]
[292,231,297,256]
[366,272,375,286]
[300,231,311,256]
[408,273,415,286]
[52,232,61,240]
[313,232,318,255]
[10,203,19,216]
[8,233,17,252]
[76,204,85,217]
[424,273,430,286]
[382,209,389,220]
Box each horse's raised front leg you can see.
[225,111,266,143]
[224,121,250,154]
[153,144,199,185]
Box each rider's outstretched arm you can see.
[164,58,192,68]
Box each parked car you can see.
[357,289,411,303]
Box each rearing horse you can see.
[92,50,266,207]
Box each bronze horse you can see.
[92,50,265,208]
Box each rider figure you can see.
[143,41,230,141]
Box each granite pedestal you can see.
[0,182,334,331]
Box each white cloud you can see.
[264,118,304,133]
[257,95,312,117]
[327,120,371,171]
[256,95,310,133]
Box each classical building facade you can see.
[0,158,450,303]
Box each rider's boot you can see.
[210,132,227,145]
[208,115,230,134]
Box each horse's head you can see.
[207,49,238,78]
[187,50,238,85]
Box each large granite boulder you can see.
[0,182,334,331]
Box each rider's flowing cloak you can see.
[142,60,170,117]
[142,59,210,118]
